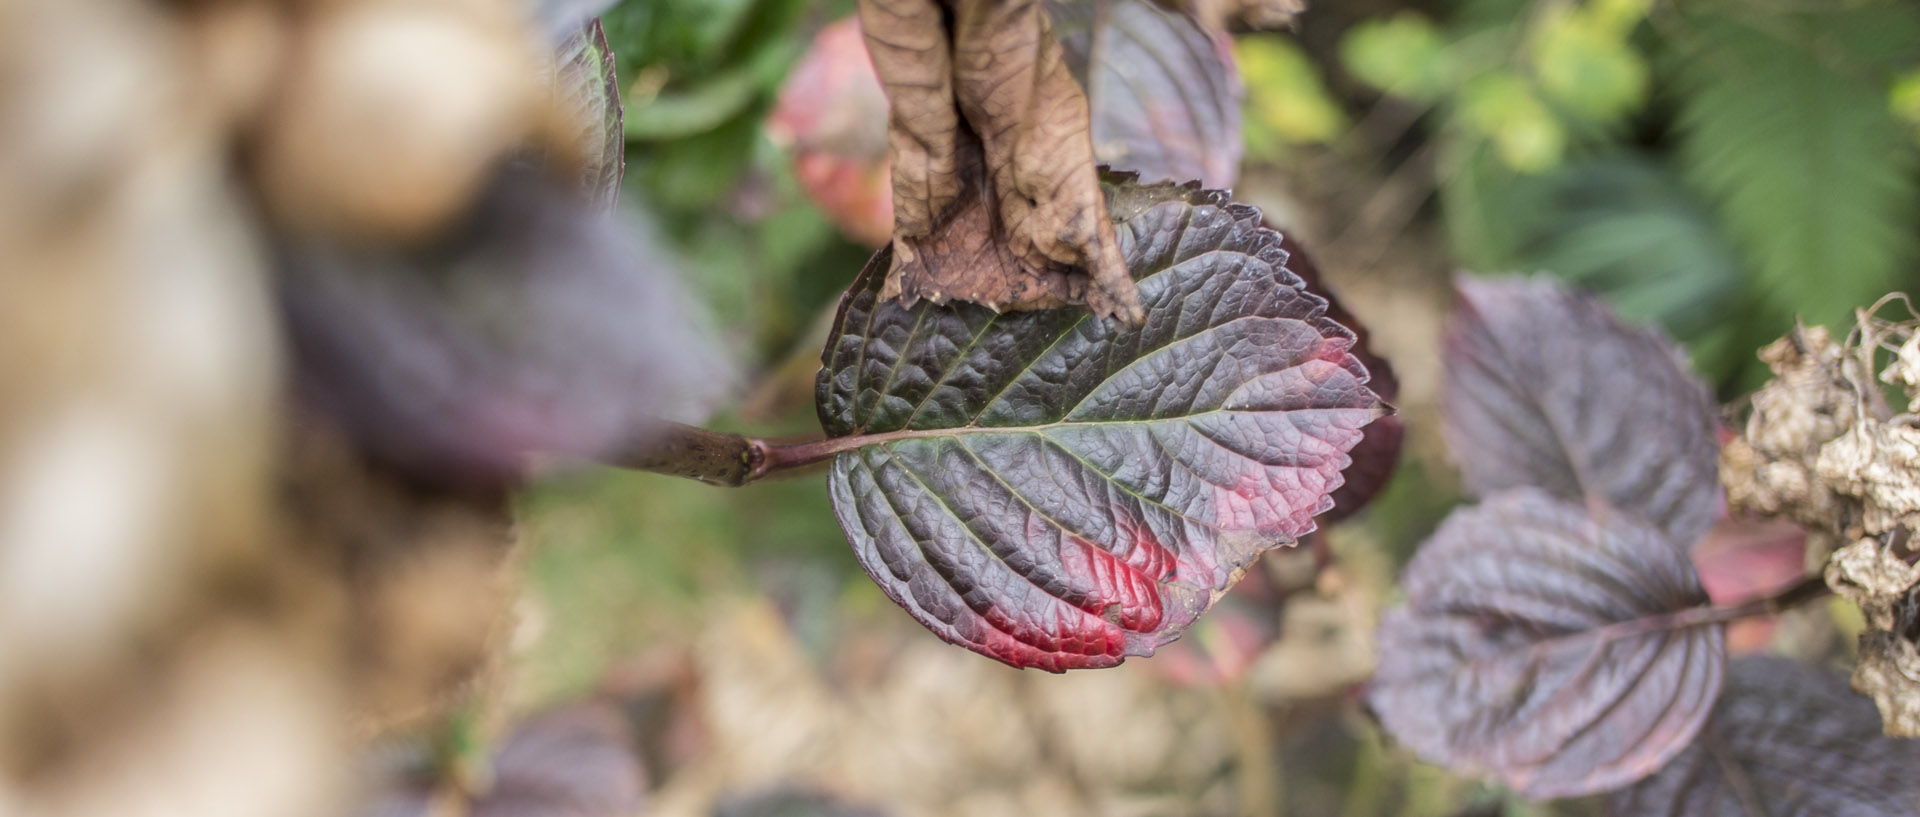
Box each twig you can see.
[609,423,866,486]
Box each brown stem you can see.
[609,423,867,486]
[1704,572,1833,623]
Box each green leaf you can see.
[1667,5,1920,333]
[1459,72,1566,173]
[1341,12,1450,102]
[1893,68,1920,136]
[624,65,760,141]
[815,178,1384,671]
[1237,35,1347,151]
[1528,6,1647,123]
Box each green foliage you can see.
[1239,35,1347,153]
[1457,72,1564,172]
[1526,3,1647,124]
[1513,156,1749,380]
[1340,12,1450,102]
[1343,0,1920,390]
[1666,4,1920,336]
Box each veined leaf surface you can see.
[1444,276,1720,546]
[817,180,1384,671]
[1368,489,1725,798]
[1608,657,1920,817]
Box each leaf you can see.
[1666,5,1920,334]
[1340,12,1450,102]
[1690,516,1806,653]
[1281,231,1402,521]
[767,17,894,248]
[816,178,1385,670]
[1527,5,1647,124]
[1443,275,1720,547]
[859,0,1141,321]
[473,704,649,817]
[1367,489,1726,799]
[1237,34,1347,153]
[1608,657,1920,816]
[1458,72,1566,173]
[358,703,647,817]
[1051,0,1244,188]
[276,167,728,487]
[552,17,625,208]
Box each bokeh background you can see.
[2,0,1916,815]
[509,0,1920,815]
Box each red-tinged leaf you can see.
[817,176,1385,671]
[768,18,894,248]
[1443,276,1720,546]
[1281,231,1401,521]
[1367,489,1725,798]
[1609,657,1920,816]
[1691,516,1807,654]
[550,17,625,208]
[1051,0,1244,188]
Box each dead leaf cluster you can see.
[858,0,1143,321]
[1724,296,1920,736]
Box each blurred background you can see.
[1,0,1915,815]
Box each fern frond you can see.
[1664,3,1920,333]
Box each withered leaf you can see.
[1367,489,1725,798]
[1050,0,1243,189]
[817,179,1383,670]
[1826,537,1920,737]
[1444,276,1720,547]
[860,0,1141,321]
[1608,657,1920,816]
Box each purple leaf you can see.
[1443,276,1720,546]
[357,703,646,817]
[278,167,726,487]
[1052,0,1244,189]
[1280,231,1401,521]
[1367,489,1725,798]
[472,704,648,817]
[817,177,1385,671]
[1609,657,1920,816]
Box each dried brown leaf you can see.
[1817,421,1920,536]
[859,0,1142,322]
[1826,537,1920,736]
[1721,325,1857,532]
[1179,0,1305,33]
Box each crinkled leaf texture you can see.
[1051,0,1243,188]
[817,179,1383,671]
[1609,657,1920,817]
[1444,276,1720,547]
[1368,489,1725,798]
[1282,232,1401,521]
